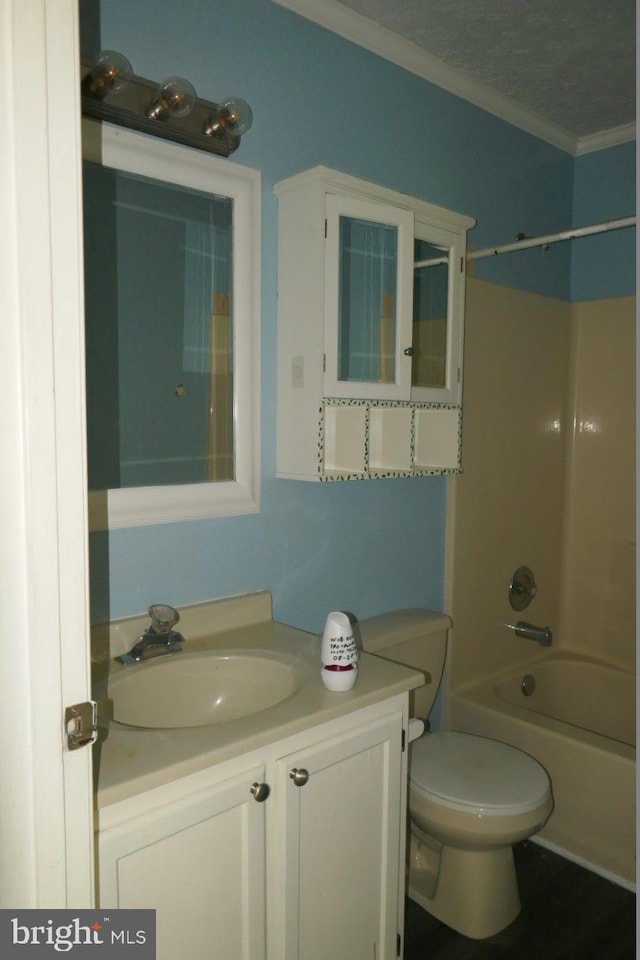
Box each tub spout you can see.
[508,621,552,647]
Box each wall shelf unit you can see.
[274,166,475,481]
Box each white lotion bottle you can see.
[320,611,358,691]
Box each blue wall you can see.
[87,0,634,632]
[571,141,636,301]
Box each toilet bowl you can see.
[407,731,552,938]
[357,609,553,940]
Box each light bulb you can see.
[147,76,197,121]
[84,49,132,98]
[204,97,253,138]
[220,98,253,136]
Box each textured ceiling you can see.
[334,0,636,138]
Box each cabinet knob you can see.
[289,767,309,787]
[250,782,270,802]
[403,346,415,357]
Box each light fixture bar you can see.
[81,56,250,158]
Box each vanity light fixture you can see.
[81,50,253,157]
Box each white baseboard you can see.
[530,835,636,893]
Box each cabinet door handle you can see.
[289,767,309,787]
[403,346,415,357]
[250,782,270,802]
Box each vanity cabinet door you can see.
[99,764,267,960]
[271,712,404,960]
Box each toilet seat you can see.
[410,731,551,816]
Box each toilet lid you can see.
[410,731,551,815]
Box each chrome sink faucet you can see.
[116,604,185,664]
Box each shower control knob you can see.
[509,566,537,611]
[250,782,270,802]
[289,767,309,787]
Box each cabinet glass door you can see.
[412,238,449,390]
[324,195,413,400]
[410,221,465,405]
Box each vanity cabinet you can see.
[274,166,475,480]
[98,699,407,960]
[273,711,403,959]
[98,762,267,958]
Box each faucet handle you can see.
[166,632,184,651]
[508,567,537,611]
[148,604,180,634]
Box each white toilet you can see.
[358,609,553,940]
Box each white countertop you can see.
[93,598,424,809]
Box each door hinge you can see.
[324,218,328,238]
[397,932,402,956]
[401,728,406,752]
[65,700,98,751]
[460,256,464,272]
[322,353,326,373]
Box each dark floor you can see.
[403,841,636,960]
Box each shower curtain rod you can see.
[414,215,636,268]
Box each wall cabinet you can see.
[98,700,407,960]
[275,167,475,480]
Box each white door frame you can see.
[0,0,94,906]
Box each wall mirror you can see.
[82,120,261,529]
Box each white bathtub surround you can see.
[446,280,636,891]
[559,297,636,671]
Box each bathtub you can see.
[448,652,636,889]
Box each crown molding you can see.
[273,0,634,157]
[575,122,637,156]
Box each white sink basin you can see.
[105,650,309,729]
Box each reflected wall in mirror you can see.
[84,165,234,488]
[82,121,260,529]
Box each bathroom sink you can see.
[104,650,309,729]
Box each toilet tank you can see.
[357,609,450,720]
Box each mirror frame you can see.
[82,119,261,529]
